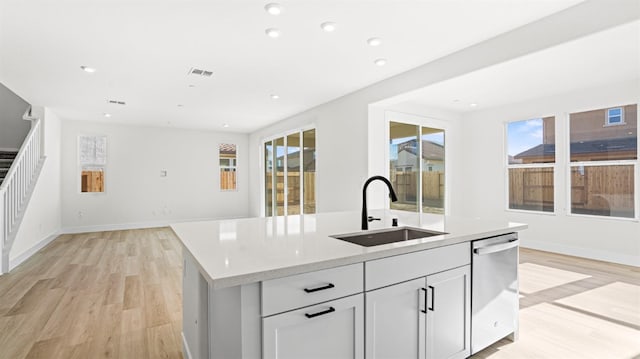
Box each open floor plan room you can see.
[0,229,638,359]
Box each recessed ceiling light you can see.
[470,103,478,107]
[103,113,112,118]
[367,37,382,46]
[264,3,282,15]
[320,22,337,32]
[453,99,460,103]
[374,58,387,66]
[80,66,96,73]
[271,94,280,100]
[223,123,230,128]
[188,84,195,88]
[265,28,281,38]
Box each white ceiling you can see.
[0,0,583,132]
[401,20,640,113]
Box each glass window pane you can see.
[287,133,301,215]
[275,137,285,216]
[421,127,445,214]
[390,121,419,212]
[265,142,273,216]
[571,165,635,218]
[508,168,554,212]
[219,143,236,191]
[570,104,637,162]
[303,129,316,214]
[507,117,555,164]
[81,167,105,193]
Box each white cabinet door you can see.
[426,266,470,359]
[365,278,426,359]
[263,294,364,359]
[182,252,209,359]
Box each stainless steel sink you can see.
[332,227,447,247]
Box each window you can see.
[389,121,445,214]
[606,107,624,126]
[263,128,316,216]
[219,143,237,191]
[506,117,555,212]
[569,104,636,218]
[79,135,106,193]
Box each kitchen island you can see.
[171,210,527,359]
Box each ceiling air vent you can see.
[188,67,213,77]
[107,100,126,105]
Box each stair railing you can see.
[0,106,44,271]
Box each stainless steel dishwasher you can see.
[471,233,519,355]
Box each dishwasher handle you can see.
[473,239,519,256]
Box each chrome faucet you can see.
[362,175,398,230]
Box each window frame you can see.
[567,105,638,221]
[261,125,316,217]
[78,134,107,195]
[219,143,238,192]
[384,111,449,215]
[604,107,625,126]
[504,116,557,215]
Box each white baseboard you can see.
[61,216,247,234]
[522,239,640,267]
[182,332,193,359]
[9,231,61,271]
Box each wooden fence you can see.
[81,170,104,192]
[390,171,444,204]
[509,166,634,215]
[266,172,316,213]
[220,171,236,190]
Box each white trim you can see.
[61,216,246,234]
[504,116,558,214]
[9,231,60,271]
[384,110,450,215]
[522,239,640,267]
[182,332,194,359]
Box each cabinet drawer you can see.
[365,242,470,291]
[262,263,363,316]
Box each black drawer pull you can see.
[305,306,335,319]
[303,283,335,293]
[421,288,427,314]
[428,285,435,311]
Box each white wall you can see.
[0,82,30,149]
[10,108,62,266]
[460,80,640,266]
[247,0,635,217]
[61,121,249,231]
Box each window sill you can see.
[505,208,556,216]
[603,122,627,127]
[566,212,638,222]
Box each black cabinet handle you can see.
[421,288,427,314]
[305,306,335,319]
[303,283,335,293]
[428,285,435,311]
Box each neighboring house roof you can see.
[514,137,637,158]
[397,139,444,161]
[219,143,236,155]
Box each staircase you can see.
[0,151,18,187]
[1,106,44,274]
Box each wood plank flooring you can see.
[1,228,639,358]
[0,228,183,359]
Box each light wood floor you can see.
[1,228,639,358]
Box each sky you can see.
[507,118,544,157]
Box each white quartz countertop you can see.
[171,210,527,289]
